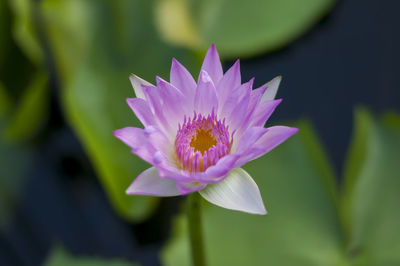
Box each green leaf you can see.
[44,246,139,266]
[155,0,336,58]
[5,71,48,141]
[40,0,95,82]
[8,0,43,64]
[0,81,12,117]
[39,0,200,221]
[162,122,347,265]
[342,109,400,265]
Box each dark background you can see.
[1,0,399,265]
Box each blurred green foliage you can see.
[162,110,400,266]
[156,0,335,58]
[44,246,139,266]
[5,71,49,141]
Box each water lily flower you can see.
[114,45,298,215]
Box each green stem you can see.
[187,193,206,266]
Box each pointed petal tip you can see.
[125,185,137,195]
[171,57,181,69]
[155,75,165,85]
[207,43,218,54]
[247,77,255,88]
[290,127,300,135]
[128,73,136,80]
[129,74,153,99]
[260,76,282,102]
[125,167,181,197]
[125,97,134,105]
[113,128,122,138]
[200,168,267,215]
[249,204,267,215]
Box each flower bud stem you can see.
[187,193,206,266]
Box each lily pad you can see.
[155,0,336,58]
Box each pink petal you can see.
[114,126,170,165]
[205,154,240,180]
[126,98,155,127]
[200,44,223,86]
[220,79,252,131]
[129,74,153,99]
[176,181,206,195]
[236,85,268,134]
[216,60,241,112]
[113,127,147,149]
[156,77,188,127]
[126,167,180,196]
[194,70,218,115]
[170,58,196,103]
[142,84,172,135]
[199,168,266,215]
[249,99,282,127]
[235,126,298,167]
[235,127,269,154]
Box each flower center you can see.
[175,111,233,172]
[190,128,217,154]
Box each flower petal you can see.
[126,167,180,196]
[249,99,282,127]
[194,70,218,114]
[114,126,171,164]
[129,74,153,99]
[260,76,282,102]
[126,98,155,127]
[156,76,188,127]
[177,181,206,195]
[235,126,269,154]
[220,79,252,131]
[113,127,147,149]
[205,154,240,180]
[216,60,241,112]
[236,85,268,134]
[200,44,223,85]
[199,168,266,215]
[142,84,173,135]
[235,126,298,167]
[170,58,196,102]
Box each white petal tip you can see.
[199,168,267,215]
[125,167,181,197]
[129,74,152,99]
[261,76,282,102]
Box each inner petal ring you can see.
[175,111,233,172]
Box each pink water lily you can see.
[114,45,298,215]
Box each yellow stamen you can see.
[190,128,216,154]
